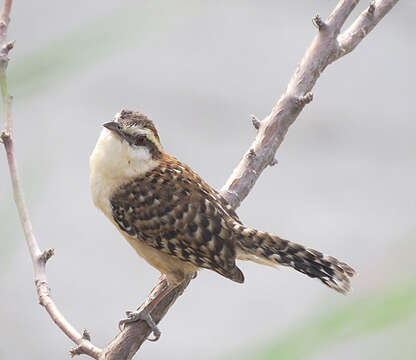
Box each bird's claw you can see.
[118,309,161,341]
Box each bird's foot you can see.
[118,308,161,341]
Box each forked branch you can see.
[1,1,399,359]
[220,0,399,209]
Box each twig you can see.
[0,0,12,44]
[334,0,399,61]
[220,0,399,209]
[1,0,399,359]
[0,1,102,359]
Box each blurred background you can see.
[1,1,415,359]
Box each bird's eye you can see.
[135,135,146,146]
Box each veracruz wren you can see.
[90,110,355,339]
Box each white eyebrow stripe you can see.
[114,112,122,122]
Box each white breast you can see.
[89,129,159,218]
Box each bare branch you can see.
[70,330,94,357]
[0,1,102,359]
[220,0,398,209]
[335,0,399,60]
[0,0,12,44]
[326,0,359,34]
[102,278,191,360]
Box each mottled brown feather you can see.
[110,154,244,283]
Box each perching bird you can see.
[89,110,355,339]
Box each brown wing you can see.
[110,156,244,283]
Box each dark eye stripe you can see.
[121,132,145,146]
[120,130,162,158]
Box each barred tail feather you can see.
[235,225,355,294]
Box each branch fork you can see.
[70,330,93,357]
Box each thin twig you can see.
[0,1,102,359]
[334,0,399,61]
[0,0,12,44]
[220,0,398,209]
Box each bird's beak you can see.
[103,121,124,141]
[104,120,126,137]
[103,121,120,133]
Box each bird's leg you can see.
[118,274,179,342]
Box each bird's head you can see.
[90,110,163,179]
[103,110,163,159]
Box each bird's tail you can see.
[234,224,355,294]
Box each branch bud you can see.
[250,115,261,130]
[295,92,313,106]
[247,149,256,160]
[82,329,91,341]
[368,1,376,15]
[269,158,278,166]
[312,14,326,31]
[40,248,55,263]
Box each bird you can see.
[89,109,355,340]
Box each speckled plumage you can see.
[110,154,245,283]
[90,110,355,293]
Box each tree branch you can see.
[220,0,398,209]
[335,0,399,61]
[0,1,102,359]
[1,0,399,359]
